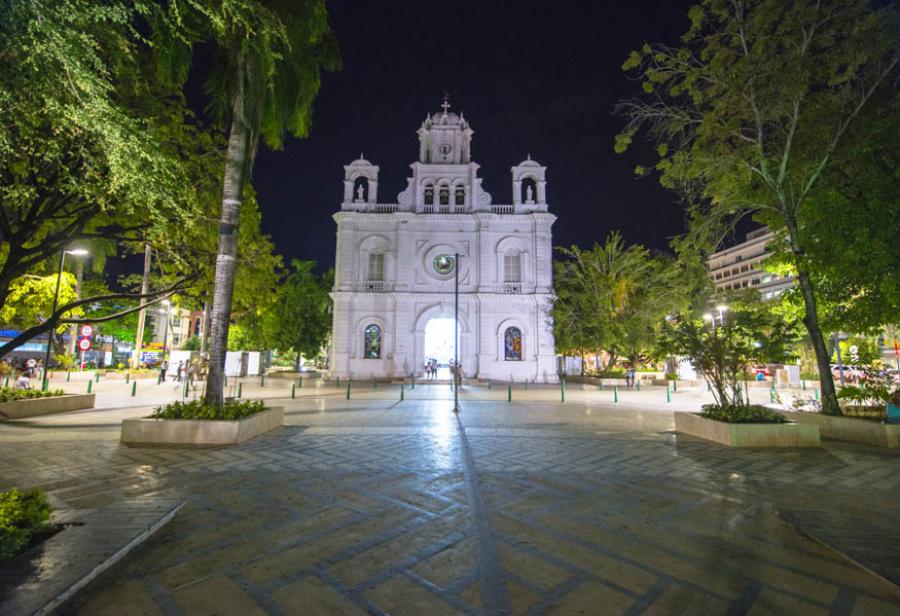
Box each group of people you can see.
[158,359,202,383]
[423,358,440,379]
[623,367,639,388]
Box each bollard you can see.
[87,379,92,394]
[3,375,8,388]
[667,384,671,403]
[400,384,404,401]
[814,388,819,401]
[561,378,566,402]
[673,379,677,392]
[42,378,48,392]
[261,374,265,387]
[802,380,807,391]
[95,372,99,382]
[131,381,137,397]
[291,383,296,399]
[237,382,242,398]
[346,382,351,400]
[411,374,415,390]
[336,376,340,389]
[525,379,528,390]
[183,380,188,399]
[614,386,618,403]
[66,370,71,382]
[636,379,640,391]
[488,380,492,390]
[507,383,512,402]
[298,378,303,389]
[224,374,228,386]
[126,372,130,384]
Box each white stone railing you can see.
[499,282,523,294]
[491,205,515,215]
[372,204,396,213]
[358,281,388,292]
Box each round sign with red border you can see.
[78,338,92,351]
[79,325,93,337]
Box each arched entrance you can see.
[423,317,459,379]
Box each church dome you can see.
[430,111,464,126]
[348,155,373,166]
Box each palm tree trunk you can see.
[204,92,251,406]
[796,267,840,414]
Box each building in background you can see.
[149,305,192,352]
[328,101,558,382]
[706,228,794,299]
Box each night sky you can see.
[250,0,697,269]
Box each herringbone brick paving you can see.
[0,392,898,614]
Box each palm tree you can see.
[155,0,340,404]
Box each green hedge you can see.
[700,404,787,424]
[0,389,65,403]
[151,399,266,421]
[0,488,51,561]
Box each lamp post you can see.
[160,300,172,367]
[453,252,462,414]
[43,249,88,390]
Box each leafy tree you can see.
[616,0,900,414]
[155,0,340,405]
[264,261,332,369]
[553,232,693,370]
[0,0,215,357]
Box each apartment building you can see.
[706,228,794,299]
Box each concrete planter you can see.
[782,411,899,448]
[675,412,820,447]
[0,393,96,420]
[121,407,284,446]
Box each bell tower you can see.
[343,155,379,207]
[511,155,548,211]
[416,96,473,164]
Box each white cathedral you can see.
[328,101,558,382]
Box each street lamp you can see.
[42,249,88,390]
[159,300,172,368]
[716,304,728,325]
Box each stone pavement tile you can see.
[643,582,730,615]
[327,512,469,587]
[157,507,353,590]
[172,575,267,615]
[492,512,658,595]
[458,580,481,611]
[505,578,541,615]
[851,593,900,616]
[498,543,570,591]
[241,508,416,585]
[746,588,830,615]
[364,574,464,616]
[77,580,162,616]
[270,575,366,615]
[546,580,634,615]
[410,537,477,589]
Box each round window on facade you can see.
[433,254,455,275]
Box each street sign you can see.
[78,337,92,352]
[79,325,93,337]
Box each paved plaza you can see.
[1,379,899,614]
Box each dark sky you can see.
[250,0,697,269]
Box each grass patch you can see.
[700,403,787,424]
[0,389,65,403]
[0,488,51,562]
[151,399,265,421]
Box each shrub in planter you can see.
[0,488,51,561]
[0,388,65,403]
[594,369,626,378]
[700,403,787,424]
[151,399,265,421]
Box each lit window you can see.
[424,186,434,206]
[364,324,381,359]
[368,253,384,281]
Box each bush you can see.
[0,388,65,402]
[700,403,787,424]
[151,399,266,421]
[665,372,678,380]
[800,371,819,381]
[0,488,51,561]
[593,369,625,378]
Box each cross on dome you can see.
[441,93,451,114]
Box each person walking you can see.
[15,370,32,390]
[159,359,168,382]
[175,361,184,382]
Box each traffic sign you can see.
[78,338,92,352]
[79,325,93,337]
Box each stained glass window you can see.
[364,324,381,359]
[504,327,522,361]
[433,254,455,275]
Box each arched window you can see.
[503,252,522,283]
[439,186,450,212]
[454,186,465,206]
[504,327,522,361]
[364,324,382,359]
[368,252,384,281]
[521,177,537,203]
[353,177,369,202]
[424,185,434,206]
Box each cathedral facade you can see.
[329,103,557,382]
